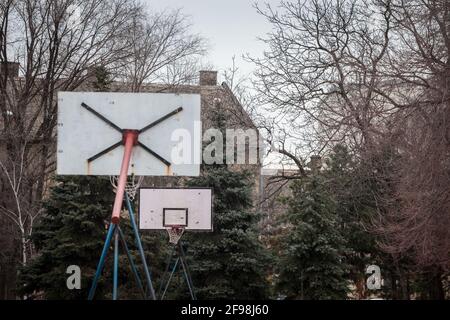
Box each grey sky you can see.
[148,0,277,80]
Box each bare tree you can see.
[223,56,253,109]
[375,0,450,290]
[114,7,207,91]
[249,0,396,172]
[0,0,141,267]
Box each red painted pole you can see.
[111,130,138,224]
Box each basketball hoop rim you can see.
[166,225,185,230]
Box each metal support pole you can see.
[87,129,163,300]
[125,193,156,300]
[157,246,176,299]
[117,227,146,299]
[112,230,119,300]
[88,223,116,300]
[178,241,197,300]
[111,131,138,224]
[161,257,180,300]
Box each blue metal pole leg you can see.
[117,226,147,299]
[112,229,119,300]
[161,257,180,300]
[88,223,116,300]
[125,193,156,300]
[158,246,176,299]
[178,241,197,300]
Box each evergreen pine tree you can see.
[168,103,270,299]
[324,145,379,298]
[18,176,114,299]
[91,65,113,92]
[277,173,350,299]
[324,145,416,299]
[182,168,270,299]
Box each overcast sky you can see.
[148,0,278,81]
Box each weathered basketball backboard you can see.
[57,92,201,176]
[139,188,213,231]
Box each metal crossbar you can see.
[81,102,181,167]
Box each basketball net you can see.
[167,226,185,245]
[110,175,144,201]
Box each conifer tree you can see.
[277,173,350,299]
[169,103,270,299]
[18,176,114,299]
[182,168,270,299]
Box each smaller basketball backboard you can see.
[139,188,212,231]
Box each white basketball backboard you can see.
[57,92,201,176]
[139,188,213,231]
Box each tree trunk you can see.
[21,231,27,266]
[428,267,445,300]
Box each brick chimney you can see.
[309,155,322,173]
[199,70,217,86]
[0,62,19,78]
